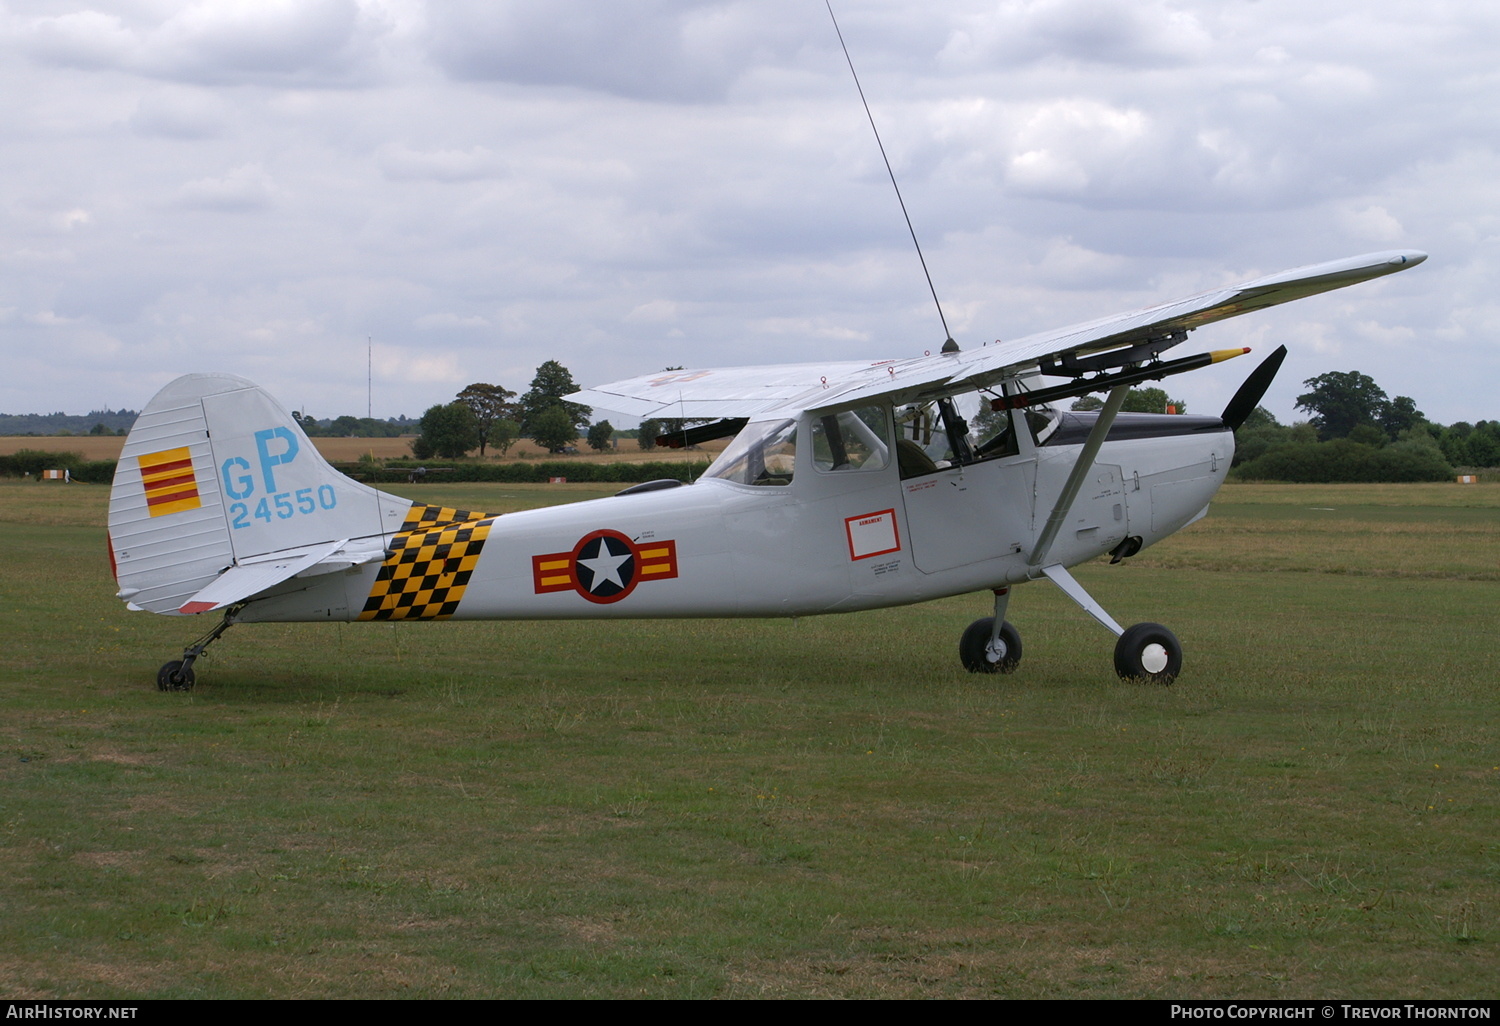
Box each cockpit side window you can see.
[971,400,1020,459]
[895,392,1045,478]
[811,405,891,474]
[702,419,797,486]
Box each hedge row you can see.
[0,450,116,484]
[1231,439,1454,483]
[329,460,713,485]
[1,450,713,487]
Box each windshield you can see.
[702,419,797,486]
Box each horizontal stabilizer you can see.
[178,539,347,614]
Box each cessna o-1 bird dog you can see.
[108,249,1424,691]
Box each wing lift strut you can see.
[1026,390,1125,647]
[970,340,1288,683]
[976,334,1232,683]
[967,378,1181,684]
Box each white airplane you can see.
[108,250,1424,690]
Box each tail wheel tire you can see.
[157,661,195,692]
[959,617,1023,674]
[1114,623,1182,685]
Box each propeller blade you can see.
[1220,345,1288,430]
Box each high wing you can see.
[568,250,1427,419]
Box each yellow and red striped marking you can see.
[139,447,202,517]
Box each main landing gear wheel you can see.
[157,660,196,692]
[1113,623,1182,686]
[959,617,1023,674]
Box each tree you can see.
[1378,394,1425,441]
[1239,406,1280,431]
[455,382,518,456]
[530,405,578,453]
[586,420,614,452]
[1068,389,1184,413]
[637,418,661,451]
[970,402,1008,439]
[1121,387,1185,414]
[491,418,521,457]
[1230,407,1290,467]
[1468,422,1500,467]
[412,402,479,459]
[1296,371,1388,440]
[518,361,591,435]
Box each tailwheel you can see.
[155,611,237,691]
[157,660,195,692]
[1113,622,1182,686]
[959,617,1023,674]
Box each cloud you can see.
[941,0,1212,70]
[173,164,276,211]
[1339,205,1405,244]
[129,87,229,138]
[15,9,135,70]
[14,0,387,85]
[379,145,506,183]
[414,312,490,329]
[423,0,809,102]
[0,2,1489,424]
[625,299,681,324]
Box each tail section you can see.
[109,373,412,615]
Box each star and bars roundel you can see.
[532,529,678,604]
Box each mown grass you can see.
[1,479,1496,998]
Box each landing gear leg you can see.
[1036,563,1184,685]
[157,611,237,692]
[959,588,1023,674]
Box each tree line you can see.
[1231,370,1488,482]
[1073,374,1488,482]
[411,361,605,459]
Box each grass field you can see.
[1,479,1496,998]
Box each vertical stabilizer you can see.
[109,373,411,615]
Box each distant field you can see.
[1,479,1495,999]
[0,434,726,463]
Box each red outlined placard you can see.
[845,508,901,561]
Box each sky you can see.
[1,0,1495,426]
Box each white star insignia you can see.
[578,539,632,592]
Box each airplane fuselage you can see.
[234,409,1231,625]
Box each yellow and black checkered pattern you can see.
[358,504,497,621]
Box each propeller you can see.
[1220,344,1288,431]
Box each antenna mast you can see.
[826,0,956,351]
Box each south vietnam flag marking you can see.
[139,447,202,517]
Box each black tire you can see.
[157,660,195,692]
[1113,623,1182,685]
[959,617,1023,674]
